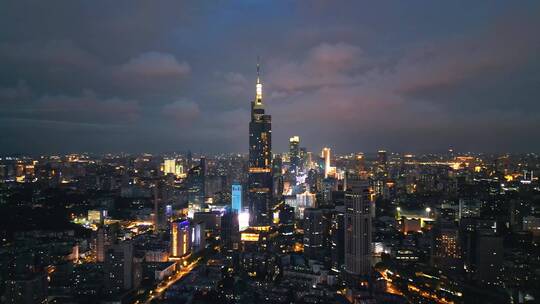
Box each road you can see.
[138,257,201,304]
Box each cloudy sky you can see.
[1,1,539,155]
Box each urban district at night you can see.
[1,2,540,304]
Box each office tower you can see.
[171,220,191,258]
[344,181,372,277]
[304,208,324,260]
[232,182,242,213]
[104,241,134,295]
[163,158,176,175]
[322,147,331,178]
[221,208,240,251]
[153,183,167,233]
[248,62,273,226]
[331,206,345,273]
[186,159,205,204]
[289,136,300,177]
[431,220,461,272]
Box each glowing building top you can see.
[255,61,263,105]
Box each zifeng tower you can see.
[248,61,273,225]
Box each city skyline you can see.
[1,3,540,303]
[2,2,540,154]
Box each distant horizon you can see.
[2,149,538,158]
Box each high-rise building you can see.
[344,181,372,277]
[185,159,206,204]
[96,226,111,262]
[171,220,191,258]
[377,150,388,173]
[153,182,168,233]
[163,158,176,175]
[289,136,300,177]
[104,241,134,295]
[331,206,345,273]
[248,62,273,225]
[322,147,331,178]
[221,208,240,251]
[475,233,503,285]
[304,208,324,259]
[232,182,242,213]
[431,220,461,272]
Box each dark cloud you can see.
[0,90,140,125]
[1,1,539,154]
[115,52,191,78]
[162,100,200,125]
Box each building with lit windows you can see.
[431,220,461,272]
[104,241,134,295]
[344,181,372,278]
[321,147,331,178]
[170,220,191,258]
[289,136,300,178]
[248,62,273,225]
[163,158,176,175]
[303,208,324,260]
[232,182,242,213]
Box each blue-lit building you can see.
[232,183,242,212]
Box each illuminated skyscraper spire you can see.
[255,57,263,105]
[249,57,273,226]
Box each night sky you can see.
[1,1,540,155]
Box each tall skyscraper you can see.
[232,182,242,213]
[344,180,372,278]
[248,62,273,226]
[185,159,205,204]
[289,136,300,177]
[303,208,324,260]
[322,147,331,178]
[331,206,346,273]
